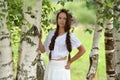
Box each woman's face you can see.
[57,12,67,28]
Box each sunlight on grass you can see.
[70,25,106,80]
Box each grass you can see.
[70,25,106,80]
[13,25,106,80]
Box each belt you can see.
[51,56,67,61]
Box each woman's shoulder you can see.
[69,32,74,36]
[69,32,78,39]
[49,29,55,34]
[48,29,55,36]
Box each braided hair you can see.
[49,9,72,61]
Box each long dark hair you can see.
[49,9,72,61]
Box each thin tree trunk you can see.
[16,0,44,80]
[113,1,120,80]
[86,1,103,80]
[104,11,115,79]
[0,0,14,80]
[113,28,120,80]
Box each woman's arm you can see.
[39,40,45,53]
[70,45,86,63]
[39,30,45,53]
[65,45,86,69]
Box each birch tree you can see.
[86,0,104,80]
[104,16,115,80]
[16,0,45,80]
[103,0,117,79]
[113,1,120,79]
[0,0,14,80]
[113,27,120,79]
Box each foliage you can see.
[0,0,7,29]
[11,27,21,46]
[7,0,24,29]
[57,0,73,6]
[41,0,75,33]
[113,1,120,30]
[85,0,120,29]
[50,1,96,25]
[6,0,23,48]
[42,0,56,33]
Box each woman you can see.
[39,9,86,80]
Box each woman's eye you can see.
[58,17,61,19]
[58,17,66,20]
[63,18,66,20]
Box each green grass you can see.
[13,25,106,80]
[70,25,106,80]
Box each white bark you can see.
[113,2,120,79]
[86,1,103,79]
[0,0,14,80]
[86,24,103,80]
[90,26,103,57]
[16,0,44,80]
[104,10,115,80]
[113,28,120,79]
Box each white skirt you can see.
[44,60,70,80]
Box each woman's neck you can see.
[58,28,65,35]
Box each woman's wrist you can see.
[39,40,42,43]
[67,61,71,65]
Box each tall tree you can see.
[113,1,120,79]
[0,0,14,80]
[113,28,120,79]
[86,0,104,80]
[104,0,117,79]
[16,0,45,80]
[104,16,115,80]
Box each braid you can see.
[49,9,72,61]
[49,27,59,60]
[66,31,72,61]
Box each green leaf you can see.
[0,13,6,18]
[107,2,113,8]
[2,9,8,12]
[57,1,65,6]
[67,0,73,2]
[0,4,4,7]
[84,28,93,34]
[27,6,32,11]
[27,22,31,28]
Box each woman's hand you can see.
[39,29,45,53]
[87,73,95,80]
[65,62,71,69]
[39,29,42,40]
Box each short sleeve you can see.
[44,30,55,55]
[44,34,50,55]
[70,33,82,50]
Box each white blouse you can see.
[44,29,82,59]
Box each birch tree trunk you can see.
[104,11,115,80]
[86,1,103,80]
[113,28,120,80]
[16,0,44,80]
[0,0,14,80]
[113,1,120,80]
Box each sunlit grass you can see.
[70,25,106,80]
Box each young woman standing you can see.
[39,9,86,80]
